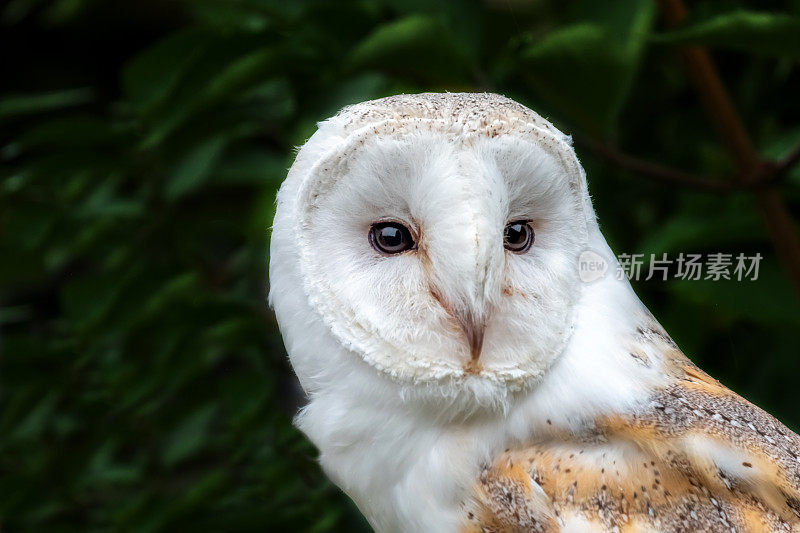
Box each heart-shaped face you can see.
[277,93,590,390]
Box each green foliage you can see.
[0,88,93,120]
[348,15,469,79]
[654,10,800,60]
[516,0,654,135]
[2,0,800,531]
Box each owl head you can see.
[270,93,597,408]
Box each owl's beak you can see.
[457,310,486,368]
[430,288,488,370]
[422,210,501,372]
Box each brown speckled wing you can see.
[464,365,800,532]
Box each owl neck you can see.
[514,225,676,430]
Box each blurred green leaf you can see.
[213,149,285,186]
[42,0,99,25]
[18,115,120,148]
[166,135,229,200]
[11,393,58,441]
[348,14,470,82]
[238,77,296,122]
[139,47,279,147]
[670,261,800,326]
[761,126,800,187]
[61,273,121,328]
[162,405,217,467]
[203,49,278,104]
[188,0,273,32]
[653,11,800,60]
[123,29,212,112]
[0,88,92,121]
[517,0,654,136]
[85,440,142,486]
[637,196,764,256]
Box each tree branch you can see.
[658,0,760,172]
[749,143,800,187]
[578,135,800,192]
[775,142,800,178]
[658,0,800,297]
[574,135,734,193]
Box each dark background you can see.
[2,0,800,531]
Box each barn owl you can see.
[268,93,800,532]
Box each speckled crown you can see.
[330,92,570,143]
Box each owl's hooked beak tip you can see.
[429,288,488,371]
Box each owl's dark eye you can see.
[369,222,415,255]
[503,220,534,253]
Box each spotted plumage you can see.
[465,338,800,532]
